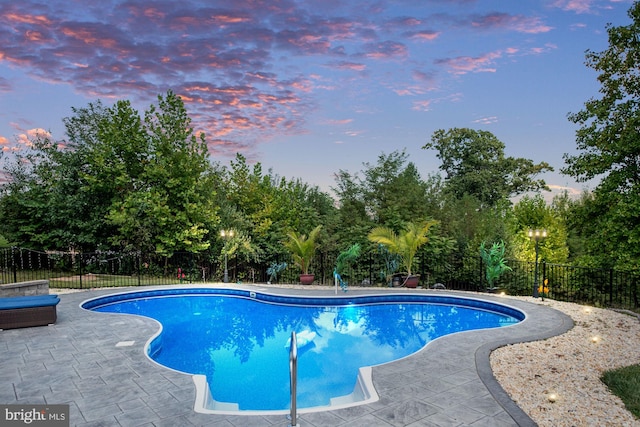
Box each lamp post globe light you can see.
[528,229,547,299]
[220,229,234,283]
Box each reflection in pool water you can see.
[85,290,522,411]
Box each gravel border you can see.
[491,297,640,427]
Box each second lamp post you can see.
[528,229,547,299]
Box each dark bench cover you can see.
[0,294,60,330]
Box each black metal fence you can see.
[1,247,638,311]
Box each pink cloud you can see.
[362,40,408,59]
[436,51,502,75]
[325,119,354,125]
[552,0,594,14]
[327,61,367,72]
[412,100,432,111]
[409,30,441,41]
[0,76,11,92]
[470,13,553,33]
[473,116,498,125]
[4,12,51,26]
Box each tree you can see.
[424,128,553,207]
[333,150,435,234]
[217,154,337,264]
[510,194,569,265]
[332,169,374,246]
[109,91,219,254]
[563,2,640,270]
[0,103,118,250]
[0,91,219,253]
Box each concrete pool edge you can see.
[65,284,575,425]
[80,286,531,417]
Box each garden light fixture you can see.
[528,229,547,299]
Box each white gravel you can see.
[491,296,640,427]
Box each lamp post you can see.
[528,229,547,299]
[220,229,234,283]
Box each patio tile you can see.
[0,286,572,426]
[73,416,120,427]
[78,402,122,422]
[299,409,347,426]
[441,405,487,424]
[114,405,159,426]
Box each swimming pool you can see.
[82,288,524,414]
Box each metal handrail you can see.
[288,331,298,427]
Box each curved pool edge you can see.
[79,285,528,417]
[80,285,526,322]
[75,284,573,426]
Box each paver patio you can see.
[0,285,572,426]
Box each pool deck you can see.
[0,285,573,426]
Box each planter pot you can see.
[299,274,315,285]
[402,274,420,288]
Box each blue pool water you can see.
[83,289,523,411]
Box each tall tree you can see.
[563,2,640,270]
[335,150,434,231]
[217,154,337,263]
[510,194,569,265]
[424,128,553,207]
[107,91,219,254]
[0,103,117,250]
[0,91,219,253]
[332,169,373,247]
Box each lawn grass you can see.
[601,364,640,419]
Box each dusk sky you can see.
[0,0,634,197]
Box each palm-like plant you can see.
[479,240,512,288]
[283,225,322,275]
[367,220,438,276]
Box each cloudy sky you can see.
[0,0,634,196]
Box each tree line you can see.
[2,2,640,275]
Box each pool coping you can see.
[80,287,529,417]
[1,284,574,426]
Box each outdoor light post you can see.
[220,229,234,283]
[528,229,547,299]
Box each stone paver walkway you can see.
[0,285,572,426]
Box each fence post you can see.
[479,256,483,292]
[11,246,17,283]
[369,251,374,286]
[79,252,83,289]
[137,253,141,286]
[609,268,614,306]
[234,253,238,283]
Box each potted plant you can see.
[367,220,438,288]
[479,240,512,292]
[283,225,322,285]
